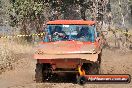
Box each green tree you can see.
[8,0,115,42]
[9,0,47,42]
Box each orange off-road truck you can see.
[34,20,104,84]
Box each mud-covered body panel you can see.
[34,41,100,69]
[35,41,101,55]
[34,40,101,59]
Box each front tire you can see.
[98,53,102,74]
[76,75,87,85]
[35,63,43,83]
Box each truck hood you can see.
[36,41,98,55]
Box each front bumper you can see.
[34,53,98,62]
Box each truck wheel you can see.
[88,63,99,74]
[98,53,102,74]
[98,53,102,65]
[43,64,53,81]
[76,75,87,85]
[98,61,103,74]
[35,63,43,83]
[82,63,100,75]
[95,63,100,74]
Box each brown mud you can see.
[0,48,132,88]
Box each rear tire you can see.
[35,63,43,83]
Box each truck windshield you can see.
[44,25,95,42]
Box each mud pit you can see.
[0,48,131,88]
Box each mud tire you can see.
[35,63,43,83]
[88,63,100,74]
[98,52,102,74]
[98,52,102,64]
[76,75,87,85]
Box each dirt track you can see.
[0,48,132,88]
